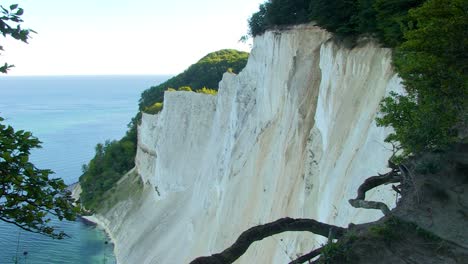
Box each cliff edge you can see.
[96,24,404,263]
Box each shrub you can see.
[178,86,193,92]
[196,87,217,95]
[377,0,467,158]
[144,102,164,114]
[79,139,136,211]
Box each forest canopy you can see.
[248,0,425,47]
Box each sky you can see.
[1,0,265,76]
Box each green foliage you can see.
[248,0,311,36]
[142,86,217,114]
[309,0,358,36]
[144,102,164,114]
[97,169,143,213]
[369,217,442,244]
[139,49,248,110]
[196,87,218,95]
[373,0,425,47]
[248,3,269,36]
[178,86,193,92]
[248,0,466,159]
[377,0,467,158]
[352,0,378,34]
[79,137,136,211]
[414,154,443,175]
[319,240,353,263]
[248,0,424,43]
[377,91,457,159]
[250,0,357,37]
[369,217,403,242]
[0,4,35,73]
[0,117,78,238]
[0,5,77,238]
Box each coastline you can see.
[81,214,117,253]
[69,182,119,263]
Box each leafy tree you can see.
[352,0,379,34]
[0,117,78,239]
[249,0,311,36]
[266,0,310,26]
[1,4,78,239]
[248,3,269,36]
[377,0,467,157]
[373,0,425,47]
[79,138,136,211]
[309,0,357,36]
[0,4,35,73]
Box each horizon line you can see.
[0,73,175,78]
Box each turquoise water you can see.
[0,75,169,264]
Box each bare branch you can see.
[189,217,346,264]
[288,246,323,264]
[349,169,401,215]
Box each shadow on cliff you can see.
[190,143,468,264]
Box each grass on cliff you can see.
[97,169,144,213]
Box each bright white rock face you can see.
[100,25,403,263]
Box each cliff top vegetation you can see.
[139,49,248,111]
[248,0,467,160]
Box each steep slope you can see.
[96,24,403,263]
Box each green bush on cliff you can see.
[139,49,248,110]
[144,102,164,115]
[196,87,218,95]
[178,86,193,92]
[79,137,136,211]
[248,0,425,46]
[377,0,467,157]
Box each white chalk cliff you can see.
[97,24,404,263]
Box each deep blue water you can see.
[0,75,169,264]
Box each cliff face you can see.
[99,25,403,263]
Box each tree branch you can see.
[0,216,43,235]
[288,246,323,264]
[189,217,346,264]
[348,169,401,215]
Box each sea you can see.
[0,75,169,264]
